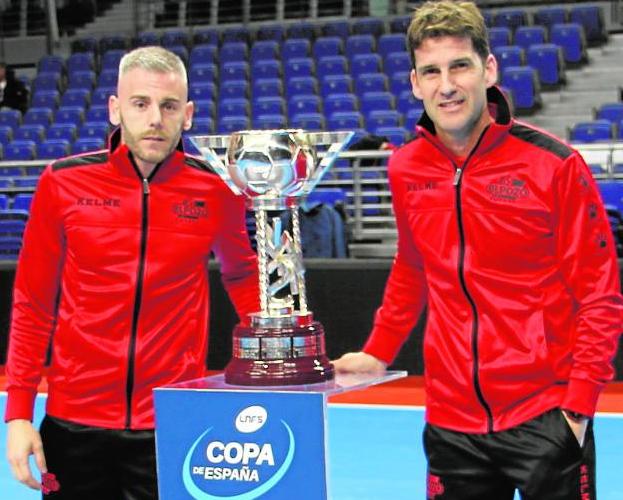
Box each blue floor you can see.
[1,395,622,499]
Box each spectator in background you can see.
[0,62,28,114]
[4,46,259,499]
[334,1,622,498]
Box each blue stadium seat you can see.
[30,90,60,109]
[85,106,109,123]
[253,78,283,98]
[0,238,22,259]
[33,72,61,92]
[101,50,125,72]
[320,75,353,98]
[597,181,623,212]
[389,72,411,96]
[384,52,411,75]
[189,82,217,102]
[256,24,285,43]
[251,41,280,61]
[493,46,524,74]
[328,111,363,130]
[322,20,350,39]
[0,194,8,209]
[189,117,214,134]
[192,28,219,46]
[67,52,95,73]
[534,7,567,30]
[345,35,376,59]
[366,110,401,130]
[284,58,314,79]
[99,35,128,53]
[61,88,91,108]
[526,44,565,86]
[378,34,406,59]
[67,70,96,90]
[37,139,70,159]
[288,94,321,119]
[217,115,250,134]
[570,120,613,143]
[355,73,388,97]
[482,11,493,27]
[189,63,217,85]
[4,140,37,160]
[287,22,315,40]
[23,107,53,126]
[550,23,587,65]
[0,165,22,176]
[46,123,77,142]
[390,16,410,34]
[97,70,119,89]
[361,92,395,118]
[55,106,85,127]
[501,66,541,110]
[513,26,547,51]
[569,5,607,44]
[317,56,348,77]
[189,45,217,67]
[91,87,116,106]
[253,114,287,129]
[13,193,34,211]
[0,126,13,146]
[194,100,216,119]
[222,27,251,44]
[219,80,249,100]
[404,108,425,131]
[135,31,160,47]
[352,18,385,37]
[313,37,343,59]
[161,30,190,48]
[79,122,109,141]
[324,93,358,115]
[488,27,512,51]
[493,9,528,30]
[374,126,409,146]
[351,54,382,77]
[14,124,45,142]
[252,96,285,119]
[220,42,248,63]
[397,91,424,115]
[596,103,623,125]
[251,60,281,80]
[38,55,64,74]
[167,46,188,65]
[290,113,325,131]
[72,137,106,154]
[282,39,311,61]
[0,219,26,236]
[218,98,250,118]
[71,36,98,53]
[0,110,21,130]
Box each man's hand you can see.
[6,419,47,490]
[332,352,387,375]
[562,410,589,447]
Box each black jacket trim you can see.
[509,124,574,161]
[51,152,109,171]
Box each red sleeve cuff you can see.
[362,325,405,366]
[4,388,37,422]
[561,378,603,418]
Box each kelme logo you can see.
[182,405,295,499]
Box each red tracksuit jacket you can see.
[364,87,623,433]
[5,130,259,429]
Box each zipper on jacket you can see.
[449,128,495,432]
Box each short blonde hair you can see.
[118,46,188,86]
[407,1,489,68]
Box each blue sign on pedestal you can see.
[154,372,405,500]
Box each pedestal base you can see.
[224,320,334,386]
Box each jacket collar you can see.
[107,127,187,180]
[415,85,513,160]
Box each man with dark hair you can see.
[0,62,28,114]
[334,1,623,498]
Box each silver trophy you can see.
[192,129,354,385]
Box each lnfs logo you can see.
[173,199,208,220]
[182,405,295,499]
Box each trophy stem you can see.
[255,209,270,315]
[290,206,308,314]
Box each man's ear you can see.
[109,95,120,126]
[410,69,423,100]
[484,54,498,88]
[183,101,194,131]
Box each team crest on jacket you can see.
[173,199,208,220]
[486,175,529,202]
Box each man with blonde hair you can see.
[334,1,622,498]
[5,46,259,498]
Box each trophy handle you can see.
[189,135,243,196]
[302,131,355,195]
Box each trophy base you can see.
[224,321,335,386]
